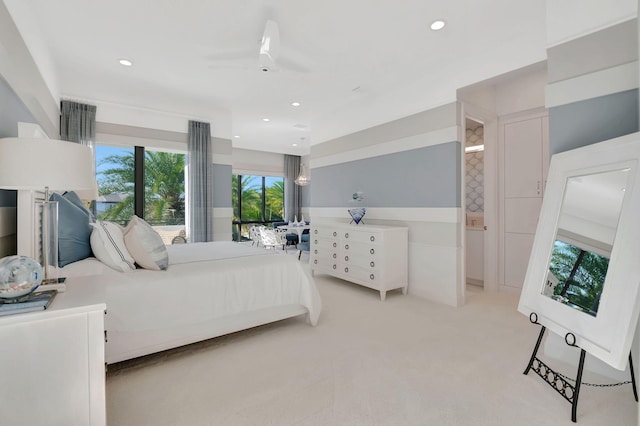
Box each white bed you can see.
[57,241,322,364]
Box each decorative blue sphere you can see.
[0,256,43,301]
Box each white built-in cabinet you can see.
[310,223,408,300]
[0,303,107,425]
[500,111,549,290]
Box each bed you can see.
[56,241,322,364]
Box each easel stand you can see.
[523,312,638,422]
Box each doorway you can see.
[465,118,485,288]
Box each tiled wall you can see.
[465,124,484,213]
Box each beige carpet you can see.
[106,265,637,425]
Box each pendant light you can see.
[294,163,310,186]
[294,137,310,186]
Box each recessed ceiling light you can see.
[119,59,133,66]
[234,135,240,138]
[262,118,270,122]
[430,20,446,31]
[292,143,298,147]
[291,102,301,107]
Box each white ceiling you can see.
[6,0,547,154]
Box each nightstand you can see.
[0,295,107,425]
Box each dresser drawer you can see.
[340,241,379,257]
[337,262,379,285]
[311,227,340,239]
[340,230,382,244]
[310,255,337,271]
[341,253,378,270]
[313,247,339,260]
[312,237,337,250]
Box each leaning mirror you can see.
[518,132,640,370]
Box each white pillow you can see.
[123,215,169,271]
[90,221,136,272]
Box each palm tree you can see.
[549,240,609,314]
[97,151,185,225]
[265,180,284,221]
[232,175,261,222]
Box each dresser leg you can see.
[402,286,408,295]
[380,290,387,301]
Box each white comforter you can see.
[62,242,321,362]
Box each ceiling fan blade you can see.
[259,19,280,69]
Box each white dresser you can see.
[0,299,107,425]
[310,223,408,300]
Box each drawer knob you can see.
[370,274,375,280]
[370,248,375,254]
[314,229,318,234]
[370,261,375,267]
[314,240,318,244]
[345,232,349,238]
[345,255,349,261]
[314,259,317,264]
[333,231,337,237]
[314,249,317,254]
[345,244,349,250]
[333,242,337,248]
[370,236,375,242]
[332,253,336,259]
[345,267,349,273]
[333,264,337,270]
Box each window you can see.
[143,148,185,227]
[232,174,284,241]
[96,144,186,244]
[95,145,134,225]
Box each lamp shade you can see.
[0,138,94,191]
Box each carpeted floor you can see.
[106,263,637,425]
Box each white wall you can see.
[546,0,637,46]
[232,148,284,177]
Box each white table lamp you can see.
[0,138,95,281]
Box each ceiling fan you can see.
[207,19,309,74]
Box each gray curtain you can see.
[188,120,214,242]
[284,154,302,221]
[60,100,97,172]
[60,100,96,145]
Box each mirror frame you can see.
[518,132,640,370]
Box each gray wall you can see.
[548,19,639,155]
[0,75,36,138]
[309,102,465,306]
[212,163,232,208]
[549,89,639,156]
[0,76,29,256]
[311,142,460,208]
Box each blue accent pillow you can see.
[50,192,93,267]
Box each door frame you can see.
[461,103,499,292]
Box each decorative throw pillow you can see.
[50,192,93,267]
[90,221,136,272]
[123,215,169,271]
[62,190,95,221]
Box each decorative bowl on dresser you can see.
[310,223,408,300]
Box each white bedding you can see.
[60,242,321,363]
